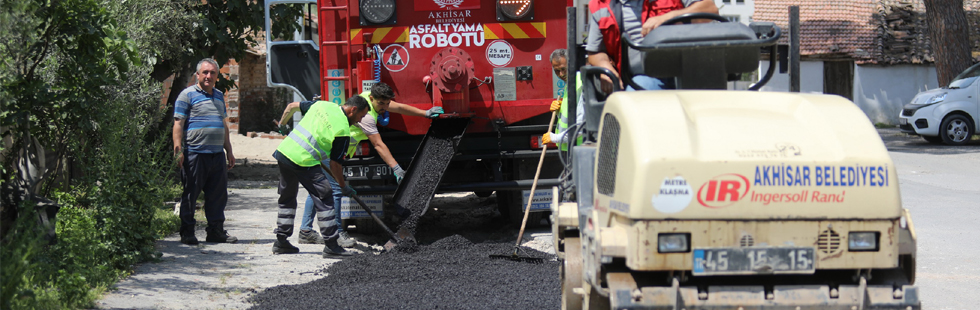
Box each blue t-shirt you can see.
[174,84,227,154]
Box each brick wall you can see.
[237,53,287,136]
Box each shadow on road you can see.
[877,127,980,155]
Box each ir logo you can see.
[696,174,750,208]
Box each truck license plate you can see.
[693,247,815,275]
[344,165,391,178]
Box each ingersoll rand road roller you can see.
[552,11,920,310]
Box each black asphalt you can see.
[247,234,558,309]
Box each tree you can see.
[145,1,304,141]
[924,0,973,86]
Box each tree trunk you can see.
[924,0,973,86]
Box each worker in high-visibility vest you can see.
[348,82,443,183]
[271,95,369,258]
[543,49,584,151]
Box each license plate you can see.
[339,195,383,219]
[693,247,815,275]
[899,118,908,125]
[344,165,391,178]
[520,189,553,211]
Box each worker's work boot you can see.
[272,235,300,254]
[298,229,323,244]
[337,231,355,248]
[323,240,353,258]
[179,227,199,245]
[205,222,238,243]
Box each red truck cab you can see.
[265,0,570,225]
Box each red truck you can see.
[264,0,571,228]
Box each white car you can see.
[899,63,980,145]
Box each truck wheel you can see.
[562,237,583,310]
[496,190,543,226]
[474,191,494,198]
[354,218,381,235]
[940,114,974,145]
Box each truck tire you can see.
[496,190,544,227]
[474,191,494,198]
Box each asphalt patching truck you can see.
[551,10,921,309]
[264,0,572,229]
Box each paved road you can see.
[880,128,980,310]
[96,128,979,309]
[95,189,554,309]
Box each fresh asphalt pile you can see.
[247,234,559,309]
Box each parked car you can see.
[899,63,980,145]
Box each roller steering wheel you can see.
[662,12,730,26]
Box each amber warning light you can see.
[497,0,533,21]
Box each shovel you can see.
[489,107,559,264]
[320,163,402,245]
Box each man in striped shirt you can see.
[172,58,238,245]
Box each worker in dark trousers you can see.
[271,95,369,258]
[173,58,237,245]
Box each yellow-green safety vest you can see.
[347,91,380,155]
[555,73,584,151]
[277,101,351,167]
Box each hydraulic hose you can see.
[373,45,383,82]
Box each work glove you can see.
[550,99,562,112]
[341,184,357,197]
[542,132,553,145]
[277,124,291,136]
[425,106,444,118]
[392,165,406,184]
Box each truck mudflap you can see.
[606,273,920,309]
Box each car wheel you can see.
[939,114,974,145]
[922,135,944,144]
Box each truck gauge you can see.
[360,0,396,25]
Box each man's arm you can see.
[587,52,622,92]
[641,0,719,36]
[329,160,347,188]
[224,118,235,169]
[276,101,302,126]
[587,52,620,79]
[387,100,428,117]
[366,133,399,168]
[172,118,186,169]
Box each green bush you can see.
[0,0,267,307]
